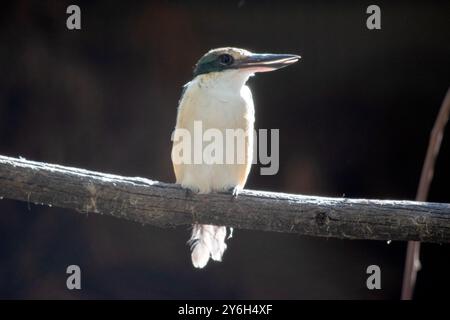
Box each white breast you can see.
[172,70,255,193]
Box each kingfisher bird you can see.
[171,47,300,268]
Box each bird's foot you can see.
[184,187,199,198]
[227,186,240,201]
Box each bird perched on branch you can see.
[171,47,300,268]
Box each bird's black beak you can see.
[237,53,301,72]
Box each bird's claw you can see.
[227,187,240,201]
[184,188,197,198]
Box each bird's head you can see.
[193,47,300,80]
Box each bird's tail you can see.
[189,224,231,268]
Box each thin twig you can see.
[401,87,450,300]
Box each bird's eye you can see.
[218,54,234,66]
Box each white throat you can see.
[193,69,254,93]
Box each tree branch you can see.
[1,155,450,242]
[401,87,450,299]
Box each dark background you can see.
[0,0,449,299]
